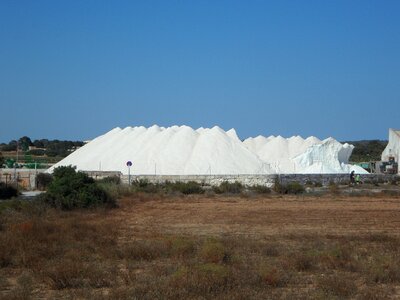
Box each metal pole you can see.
[128,166,131,185]
[16,141,19,165]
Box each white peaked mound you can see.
[48,125,368,175]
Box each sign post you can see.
[126,161,133,185]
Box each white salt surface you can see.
[48,125,368,175]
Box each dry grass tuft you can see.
[258,264,290,287]
[317,273,357,298]
[199,238,230,264]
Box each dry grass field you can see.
[1,191,400,299]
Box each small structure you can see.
[381,129,400,174]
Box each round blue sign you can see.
[126,161,132,167]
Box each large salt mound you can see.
[48,125,367,175]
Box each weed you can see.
[168,236,195,258]
[122,239,169,261]
[258,264,290,287]
[213,181,244,194]
[328,181,340,194]
[357,286,393,300]
[274,180,305,194]
[250,185,271,194]
[165,181,204,195]
[317,273,357,298]
[98,175,121,185]
[169,263,230,296]
[263,244,280,257]
[292,253,316,271]
[199,238,230,264]
[367,256,400,283]
[8,272,34,300]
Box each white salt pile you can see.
[48,125,368,175]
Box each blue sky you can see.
[1,0,399,142]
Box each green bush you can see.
[274,181,305,194]
[132,179,161,193]
[36,173,53,190]
[26,149,46,156]
[213,181,244,194]
[165,181,204,195]
[250,185,271,194]
[0,183,19,199]
[40,166,116,210]
[98,175,121,185]
[129,180,205,195]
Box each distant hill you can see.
[343,140,388,162]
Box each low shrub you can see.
[328,181,340,194]
[98,175,121,185]
[358,286,392,300]
[258,264,290,287]
[131,179,161,193]
[367,257,400,283]
[40,166,116,210]
[36,173,53,190]
[274,181,305,194]
[199,238,230,264]
[10,272,34,299]
[320,244,360,272]
[122,239,169,261]
[381,189,400,197]
[250,185,271,194]
[165,181,205,195]
[168,236,196,258]
[45,258,115,289]
[317,273,357,298]
[213,181,244,194]
[170,264,230,295]
[292,253,316,271]
[263,244,280,257]
[0,183,19,200]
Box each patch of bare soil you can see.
[114,194,400,239]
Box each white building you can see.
[381,128,400,174]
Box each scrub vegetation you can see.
[0,176,399,298]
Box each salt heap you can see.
[48,125,367,175]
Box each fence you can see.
[1,169,398,190]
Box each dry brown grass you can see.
[1,192,400,299]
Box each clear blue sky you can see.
[1,0,399,142]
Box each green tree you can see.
[0,152,4,167]
[18,136,32,152]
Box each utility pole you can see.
[16,140,19,166]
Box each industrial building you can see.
[381,128,400,174]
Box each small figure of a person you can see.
[350,170,355,185]
[355,174,361,185]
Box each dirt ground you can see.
[114,193,400,239]
[2,192,400,299]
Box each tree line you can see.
[0,136,84,157]
[344,140,388,162]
